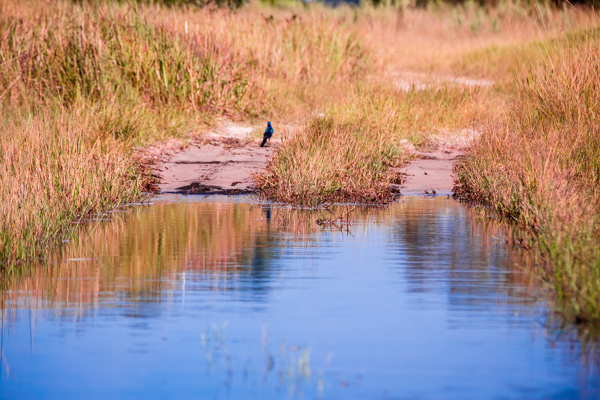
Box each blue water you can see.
[1,196,598,399]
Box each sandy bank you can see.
[397,147,461,196]
[395,130,476,196]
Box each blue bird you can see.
[261,122,273,147]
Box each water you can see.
[1,196,599,399]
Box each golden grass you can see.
[456,27,600,320]
[0,107,143,266]
[252,1,596,206]
[356,1,598,76]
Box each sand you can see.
[396,147,461,196]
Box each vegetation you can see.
[253,0,593,205]
[456,27,600,321]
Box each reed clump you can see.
[456,28,600,321]
[0,107,143,267]
[255,115,402,205]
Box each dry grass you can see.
[456,27,600,321]
[253,1,596,206]
[356,1,597,77]
[0,107,143,267]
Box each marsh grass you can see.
[0,107,143,267]
[456,27,600,321]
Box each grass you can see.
[455,27,600,321]
[252,0,595,206]
[0,106,144,267]
[457,25,600,80]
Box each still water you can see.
[1,196,599,399]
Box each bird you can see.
[260,122,273,147]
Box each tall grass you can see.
[0,107,143,267]
[1,2,263,125]
[456,28,600,321]
[1,0,370,125]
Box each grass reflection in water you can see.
[1,199,387,311]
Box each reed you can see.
[0,107,143,267]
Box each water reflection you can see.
[392,200,538,306]
[1,199,384,313]
[1,196,599,399]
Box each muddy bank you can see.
[397,147,462,196]
[395,132,474,196]
[154,141,462,198]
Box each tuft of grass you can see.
[0,106,144,267]
[255,115,402,205]
[456,27,600,321]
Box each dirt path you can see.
[152,123,276,195]
[395,130,476,196]
[397,147,461,196]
